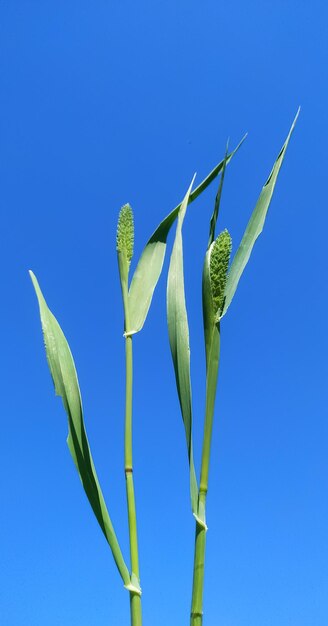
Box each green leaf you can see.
[208,146,229,247]
[222,109,299,316]
[166,177,204,526]
[29,271,134,592]
[127,137,246,336]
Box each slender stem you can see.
[124,333,142,626]
[190,491,207,626]
[118,251,142,626]
[191,324,221,625]
[129,591,142,626]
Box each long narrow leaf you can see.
[208,146,229,248]
[127,136,246,335]
[222,109,299,316]
[166,178,205,526]
[29,272,140,593]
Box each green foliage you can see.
[127,138,245,335]
[30,145,243,621]
[29,271,139,593]
[166,176,201,525]
[30,111,298,626]
[222,108,300,316]
[164,112,299,626]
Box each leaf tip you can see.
[190,172,197,189]
[291,106,301,129]
[29,270,40,294]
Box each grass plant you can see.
[166,110,299,626]
[29,148,240,626]
[30,111,298,625]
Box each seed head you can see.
[116,204,134,263]
[209,229,232,318]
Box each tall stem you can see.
[117,242,142,625]
[191,324,221,626]
[190,491,207,626]
[124,333,142,626]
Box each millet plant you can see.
[30,110,298,626]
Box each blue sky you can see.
[1,2,327,625]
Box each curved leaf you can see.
[29,272,136,592]
[166,178,204,525]
[222,109,299,316]
[127,136,246,335]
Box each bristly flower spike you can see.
[209,229,232,320]
[116,203,134,264]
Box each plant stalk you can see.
[118,250,142,626]
[190,491,207,626]
[191,324,221,626]
[124,333,142,626]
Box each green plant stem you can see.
[191,325,221,626]
[124,333,142,626]
[118,252,142,625]
[190,492,207,626]
[129,590,142,626]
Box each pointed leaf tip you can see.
[222,111,299,317]
[30,273,131,588]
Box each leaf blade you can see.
[29,271,133,590]
[208,146,229,247]
[128,137,246,335]
[166,178,202,524]
[222,109,299,316]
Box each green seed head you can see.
[116,203,134,263]
[209,229,232,318]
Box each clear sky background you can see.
[1,2,327,626]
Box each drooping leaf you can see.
[29,271,140,594]
[222,109,299,316]
[166,177,205,526]
[127,136,246,336]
